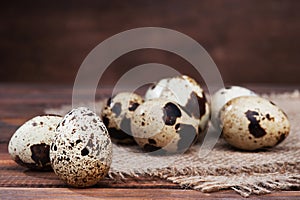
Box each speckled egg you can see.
[101,92,144,144]
[220,96,290,150]
[50,107,112,187]
[145,75,210,138]
[131,98,200,154]
[8,115,62,170]
[211,86,257,130]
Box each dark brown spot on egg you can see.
[81,126,88,131]
[14,155,51,171]
[76,139,82,144]
[177,124,197,152]
[128,102,140,111]
[269,101,276,106]
[266,114,275,121]
[163,102,182,126]
[51,143,57,151]
[276,134,287,145]
[81,147,89,156]
[148,138,156,145]
[102,116,110,127]
[32,122,37,126]
[57,156,63,162]
[107,97,112,106]
[245,110,267,138]
[175,123,180,130]
[225,86,232,89]
[84,112,94,116]
[143,144,162,152]
[99,124,106,133]
[184,92,207,119]
[151,84,156,90]
[30,143,51,169]
[111,103,122,117]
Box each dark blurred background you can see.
[1,0,299,86]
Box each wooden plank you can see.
[0,153,179,189]
[1,187,300,200]
[1,84,300,199]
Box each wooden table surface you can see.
[0,83,299,199]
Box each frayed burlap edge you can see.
[45,90,300,197]
[107,161,300,197]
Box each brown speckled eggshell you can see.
[101,92,144,144]
[220,96,290,150]
[145,75,210,142]
[8,115,62,170]
[131,98,200,154]
[50,107,112,187]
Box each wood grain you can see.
[1,188,300,200]
[0,84,300,199]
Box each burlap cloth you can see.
[45,91,300,197]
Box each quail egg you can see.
[50,107,112,187]
[220,96,290,150]
[131,98,200,154]
[211,86,257,130]
[145,75,210,139]
[8,115,62,170]
[101,92,144,144]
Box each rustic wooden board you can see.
[0,84,299,199]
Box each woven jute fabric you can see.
[45,91,300,197]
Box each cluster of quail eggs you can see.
[101,75,210,154]
[100,78,290,152]
[8,74,291,187]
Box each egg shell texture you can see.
[145,75,210,136]
[101,92,144,144]
[211,86,257,130]
[8,115,62,170]
[50,107,112,187]
[131,99,199,154]
[220,96,290,150]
